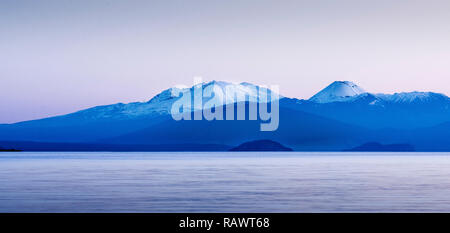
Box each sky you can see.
[1,0,450,123]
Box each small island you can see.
[229,140,293,151]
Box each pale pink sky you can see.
[1,0,450,123]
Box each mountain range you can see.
[2,80,450,151]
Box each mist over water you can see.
[1,152,450,212]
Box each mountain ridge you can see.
[2,80,450,151]
[3,80,449,125]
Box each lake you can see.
[1,152,450,212]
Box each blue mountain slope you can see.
[102,103,372,151]
[404,121,450,151]
[0,115,165,142]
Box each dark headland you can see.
[0,147,22,152]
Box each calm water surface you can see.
[1,152,450,212]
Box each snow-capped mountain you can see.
[308,81,450,106]
[60,81,280,121]
[309,81,367,103]
[149,80,279,110]
[281,81,450,130]
[0,80,282,142]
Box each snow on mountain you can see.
[308,81,449,105]
[375,92,450,104]
[309,81,367,103]
[63,81,280,121]
[147,80,279,110]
